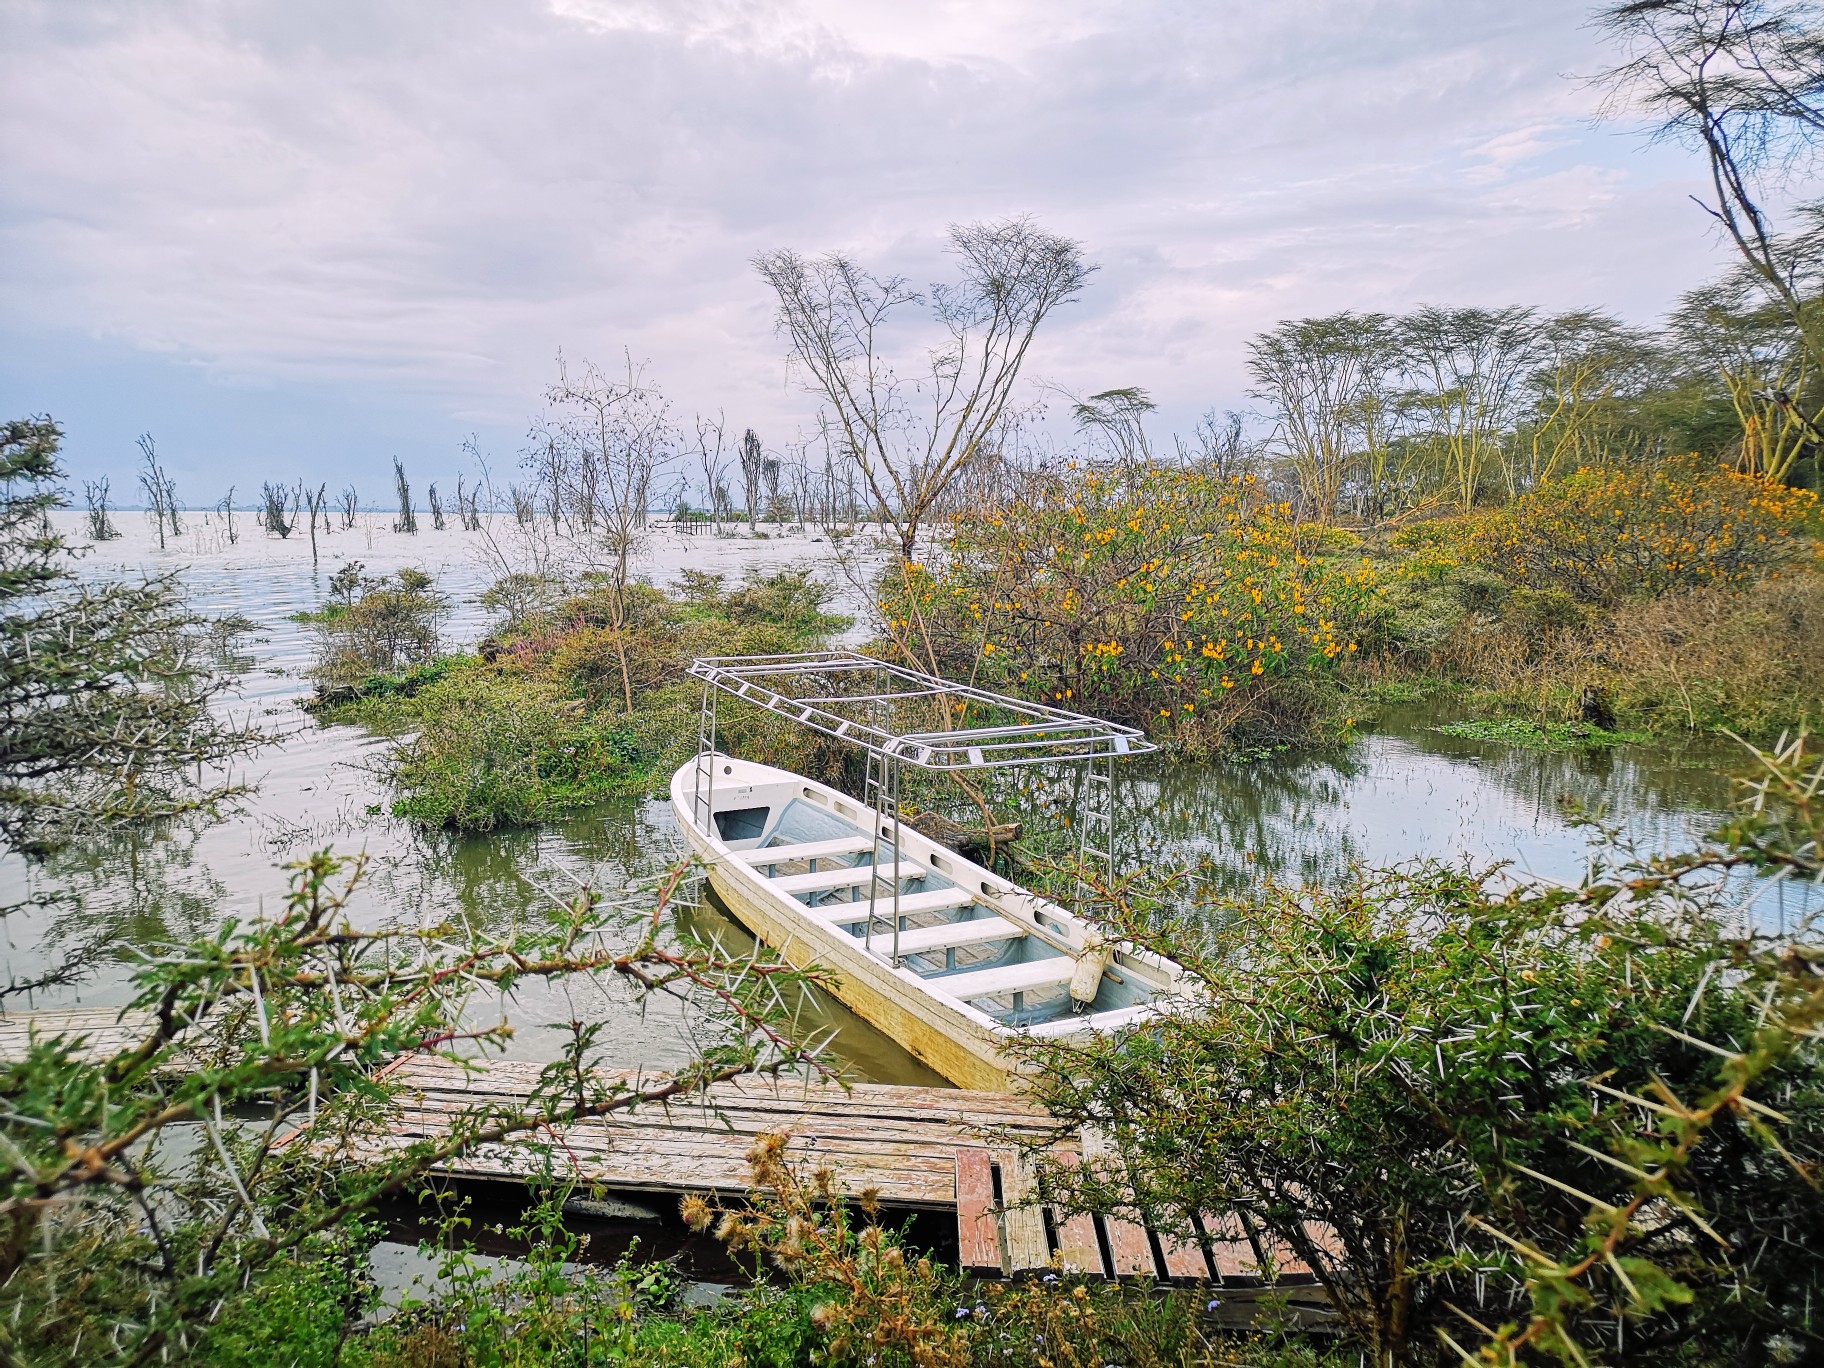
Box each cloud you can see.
[0,0,1748,484]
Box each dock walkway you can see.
[0,1011,1328,1292]
[378,1055,1321,1288]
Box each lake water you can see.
[0,509,1769,1087]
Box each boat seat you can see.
[768,860,927,896]
[866,916,1027,957]
[815,888,976,920]
[738,836,877,866]
[934,957,1077,1002]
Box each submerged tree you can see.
[339,484,358,528]
[0,416,262,857]
[427,480,446,530]
[135,432,181,547]
[81,477,118,540]
[393,457,417,533]
[260,480,294,537]
[755,216,1094,558]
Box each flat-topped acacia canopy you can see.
[687,651,1155,771]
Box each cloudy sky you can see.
[0,0,1741,498]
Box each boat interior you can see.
[707,777,1163,1034]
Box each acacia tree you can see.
[0,416,261,858]
[1246,311,1399,519]
[0,849,831,1365]
[1596,0,1824,480]
[755,217,1094,559]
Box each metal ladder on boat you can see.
[862,748,906,963]
[1075,754,1115,917]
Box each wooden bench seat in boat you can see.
[768,860,927,896]
[739,836,877,866]
[814,888,977,920]
[874,915,1027,957]
[934,957,1077,1001]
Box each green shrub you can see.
[1396,458,1821,607]
[381,665,644,830]
[879,464,1384,750]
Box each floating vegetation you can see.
[1433,717,1652,751]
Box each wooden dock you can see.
[0,1006,157,1062]
[377,1055,1324,1289]
[0,1011,1328,1294]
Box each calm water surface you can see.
[0,511,1759,1086]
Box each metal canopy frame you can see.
[688,651,1155,966]
[687,651,1156,770]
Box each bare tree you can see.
[427,481,447,531]
[304,482,329,562]
[393,458,417,533]
[216,487,237,545]
[260,482,294,538]
[529,354,676,710]
[736,427,766,529]
[1174,410,1259,484]
[1595,0,1824,476]
[754,216,1095,558]
[340,485,359,529]
[135,434,181,547]
[695,413,731,532]
[509,484,536,525]
[82,479,119,541]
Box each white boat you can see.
[670,653,1189,1090]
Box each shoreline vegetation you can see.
[302,453,1821,835]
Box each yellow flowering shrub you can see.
[1398,459,1821,606]
[878,465,1382,742]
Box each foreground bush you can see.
[880,464,1383,749]
[1020,735,1824,1366]
[1396,458,1820,606]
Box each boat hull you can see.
[669,755,1180,1091]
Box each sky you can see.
[0,0,1746,502]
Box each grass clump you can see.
[312,567,849,832]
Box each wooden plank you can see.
[817,888,975,921]
[873,917,1027,957]
[769,861,926,895]
[1039,1148,1104,1277]
[1102,1214,1156,1279]
[997,1149,1052,1274]
[1196,1212,1258,1283]
[1078,1123,1156,1279]
[934,957,1075,1002]
[955,1148,1002,1274]
[740,836,876,865]
[1156,1224,1211,1282]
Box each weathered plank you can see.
[0,1007,158,1063]
[955,1148,1002,1274]
[996,1149,1052,1274]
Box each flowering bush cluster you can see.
[1395,458,1821,606]
[878,465,1382,745]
